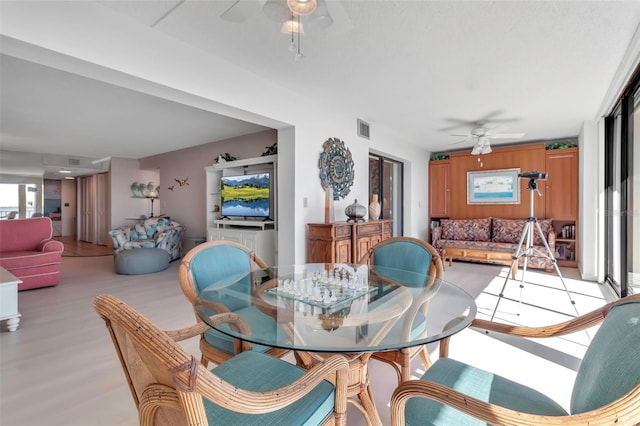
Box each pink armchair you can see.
[0,217,64,291]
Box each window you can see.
[0,183,41,219]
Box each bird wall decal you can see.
[167,185,175,192]
[175,177,189,187]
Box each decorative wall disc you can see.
[318,137,354,200]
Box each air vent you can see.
[357,119,370,139]
[68,158,81,166]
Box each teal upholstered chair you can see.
[179,240,289,367]
[391,294,640,425]
[94,294,349,426]
[358,237,444,384]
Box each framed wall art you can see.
[318,137,354,200]
[467,168,520,204]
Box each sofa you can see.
[108,216,185,261]
[432,217,556,271]
[0,217,65,290]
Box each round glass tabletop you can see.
[194,263,477,353]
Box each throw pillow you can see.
[492,218,525,244]
[440,218,491,241]
[492,218,553,246]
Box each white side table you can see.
[0,267,22,332]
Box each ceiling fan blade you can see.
[450,133,472,137]
[489,133,525,139]
[220,0,260,23]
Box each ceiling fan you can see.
[220,0,350,60]
[452,127,525,155]
[220,0,348,32]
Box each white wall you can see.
[1,1,430,264]
[60,178,76,237]
[109,158,159,230]
[578,120,601,281]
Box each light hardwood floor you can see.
[54,237,113,257]
[0,255,615,425]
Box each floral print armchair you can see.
[108,217,185,261]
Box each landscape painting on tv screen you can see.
[221,173,270,218]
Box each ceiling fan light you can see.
[287,0,317,16]
[263,0,290,22]
[281,18,304,34]
[481,144,492,154]
[471,144,482,155]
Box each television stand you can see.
[212,219,274,230]
[208,222,276,264]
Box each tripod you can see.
[490,178,578,321]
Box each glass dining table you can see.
[194,263,477,426]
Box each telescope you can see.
[518,171,548,180]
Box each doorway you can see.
[369,153,403,236]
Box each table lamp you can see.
[146,190,158,217]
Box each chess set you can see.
[266,267,375,309]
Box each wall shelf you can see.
[212,155,277,170]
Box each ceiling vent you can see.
[357,119,370,139]
[67,158,81,166]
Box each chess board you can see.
[266,282,376,309]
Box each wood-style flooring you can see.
[54,236,113,257]
[0,257,615,425]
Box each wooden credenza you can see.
[307,220,392,264]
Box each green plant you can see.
[430,154,450,161]
[546,142,577,150]
[262,142,277,156]
[215,153,237,162]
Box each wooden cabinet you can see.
[428,160,450,219]
[208,225,276,265]
[545,148,578,220]
[545,148,578,267]
[426,145,579,267]
[307,220,392,264]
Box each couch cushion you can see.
[440,218,491,242]
[114,248,170,275]
[0,217,54,252]
[492,218,552,246]
[0,250,62,270]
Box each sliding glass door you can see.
[605,67,640,296]
[369,154,403,236]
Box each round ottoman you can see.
[115,248,171,275]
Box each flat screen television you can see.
[220,172,270,218]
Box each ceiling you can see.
[1,1,640,178]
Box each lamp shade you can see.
[281,18,304,34]
[287,0,317,16]
[146,190,158,199]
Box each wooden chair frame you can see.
[358,237,445,384]
[95,294,349,426]
[178,240,288,367]
[391,294,640,426]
